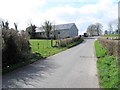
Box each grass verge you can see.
[95,40,108,58]
[95,40,119,89]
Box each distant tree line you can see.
[104,23,119,35]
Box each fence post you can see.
[37,43,39,49]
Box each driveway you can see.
[2,38,99,88]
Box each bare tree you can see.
[108,23,113,34]
[95,23,103,36]
[87,24,96,36]
[26,23,36,39]
[87,23,103,36]
[42,20,52,39]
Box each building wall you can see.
[35,32,47,38]
[49,29,69,39]
[35,25,78,39]
[57,29,70,39]
[69,25,78,37]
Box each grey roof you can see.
[36,23,75,32]
[55,23,75,30]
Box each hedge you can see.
[55,36,82,47]
[98,37,120,59]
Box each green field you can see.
[95,40,119,88]
[30,39,83,58]
[30,39,67,58]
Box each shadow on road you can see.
[2,59,59,88]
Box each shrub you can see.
[2,28,31,68]
[57,36,81,47]
[66,38,83,48]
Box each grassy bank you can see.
[95,40,119,89]
[2,53,41,74]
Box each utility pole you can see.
[118,1,120,39]
[53,22,56,40]
[118,2,120,86]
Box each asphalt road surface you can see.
[2,38,99,88]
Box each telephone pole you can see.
[118,1,120,38]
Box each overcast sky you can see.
[0,0,118,34]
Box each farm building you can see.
[35,23,78,39]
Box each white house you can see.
[35,23,78,39]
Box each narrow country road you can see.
[2,38,99,88]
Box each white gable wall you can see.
[57,29,69,39]
[69,24,78,37]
